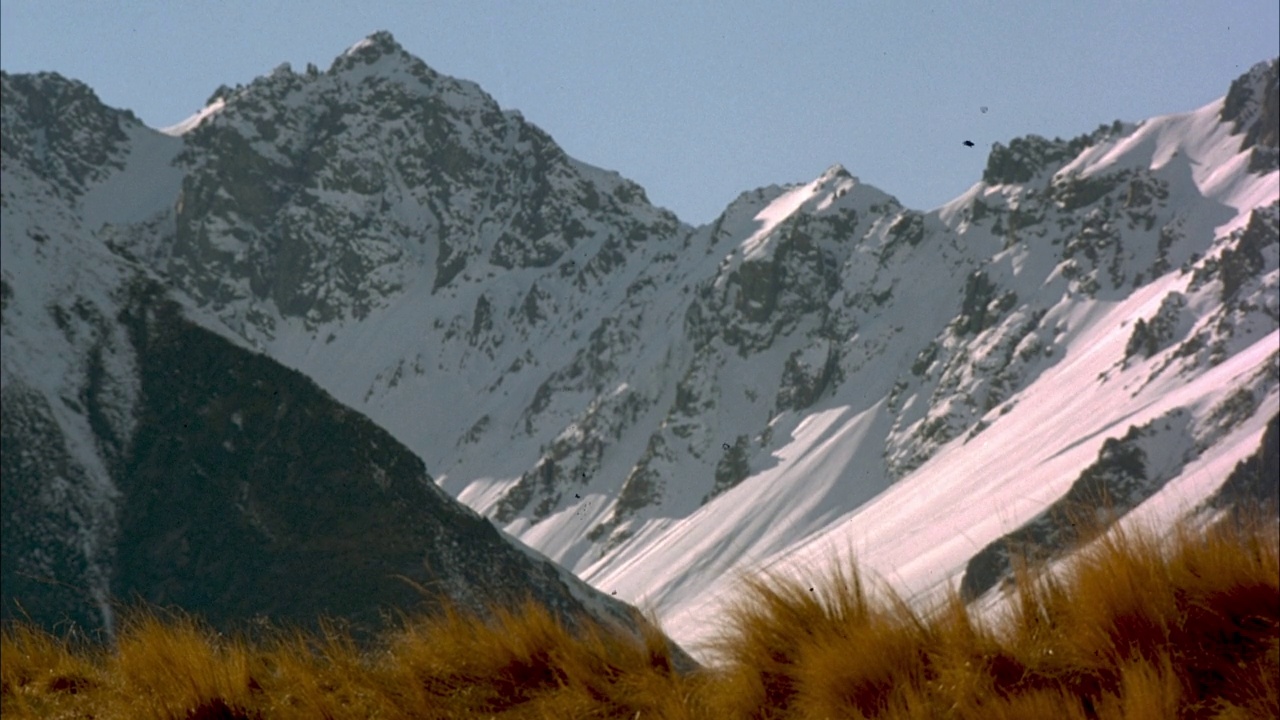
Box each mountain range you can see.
[2,32,1276,660]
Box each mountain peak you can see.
[820,163,854,182]
[1221,57,1279,154]
[326,30,444,86]
[340,30,406,62]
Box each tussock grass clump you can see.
[2,513,1276,718]
[2,600,694,719]
[701,512,1278,719]
[112,613,261,718]
[378,599,698,718]
[1,621,109,718]
[703,564,936,718]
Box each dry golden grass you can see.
[1,621,109,718]
[2,511,1276,719]
[375,599,699,719]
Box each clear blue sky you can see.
[3,2,1277,225]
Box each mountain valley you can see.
[2,33,1276,659]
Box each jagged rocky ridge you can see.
[2,36,1276,656]
[0,64,662,647]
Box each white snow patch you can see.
[161,98,226,136]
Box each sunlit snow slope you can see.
[590,80,1279,656]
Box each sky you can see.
[2,2,1277,225]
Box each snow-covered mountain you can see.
[2,33,1276,659]
[0,64,664,645]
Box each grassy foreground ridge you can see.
[3,514,1277,719]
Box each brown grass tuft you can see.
[1,621,107,718]
[1,510,1275,718]
[112,612,261,719]
[379,598,695,718]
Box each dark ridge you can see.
[1208,413,1279,512]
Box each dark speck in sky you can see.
[963,140,975,147]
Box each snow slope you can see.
[587,94,1279,657]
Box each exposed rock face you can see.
[165,31,681,329]
[1,383,117,633]
[1221,58,1280,173]
[960,410,1196,601]
[981,122,1127,186]
[1222,58,1280,151]
[1210,413,1280,510]
[0,72,131,198]
[1124,292,1188,363]
[109,281,610,638]
[1,272,649,643]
